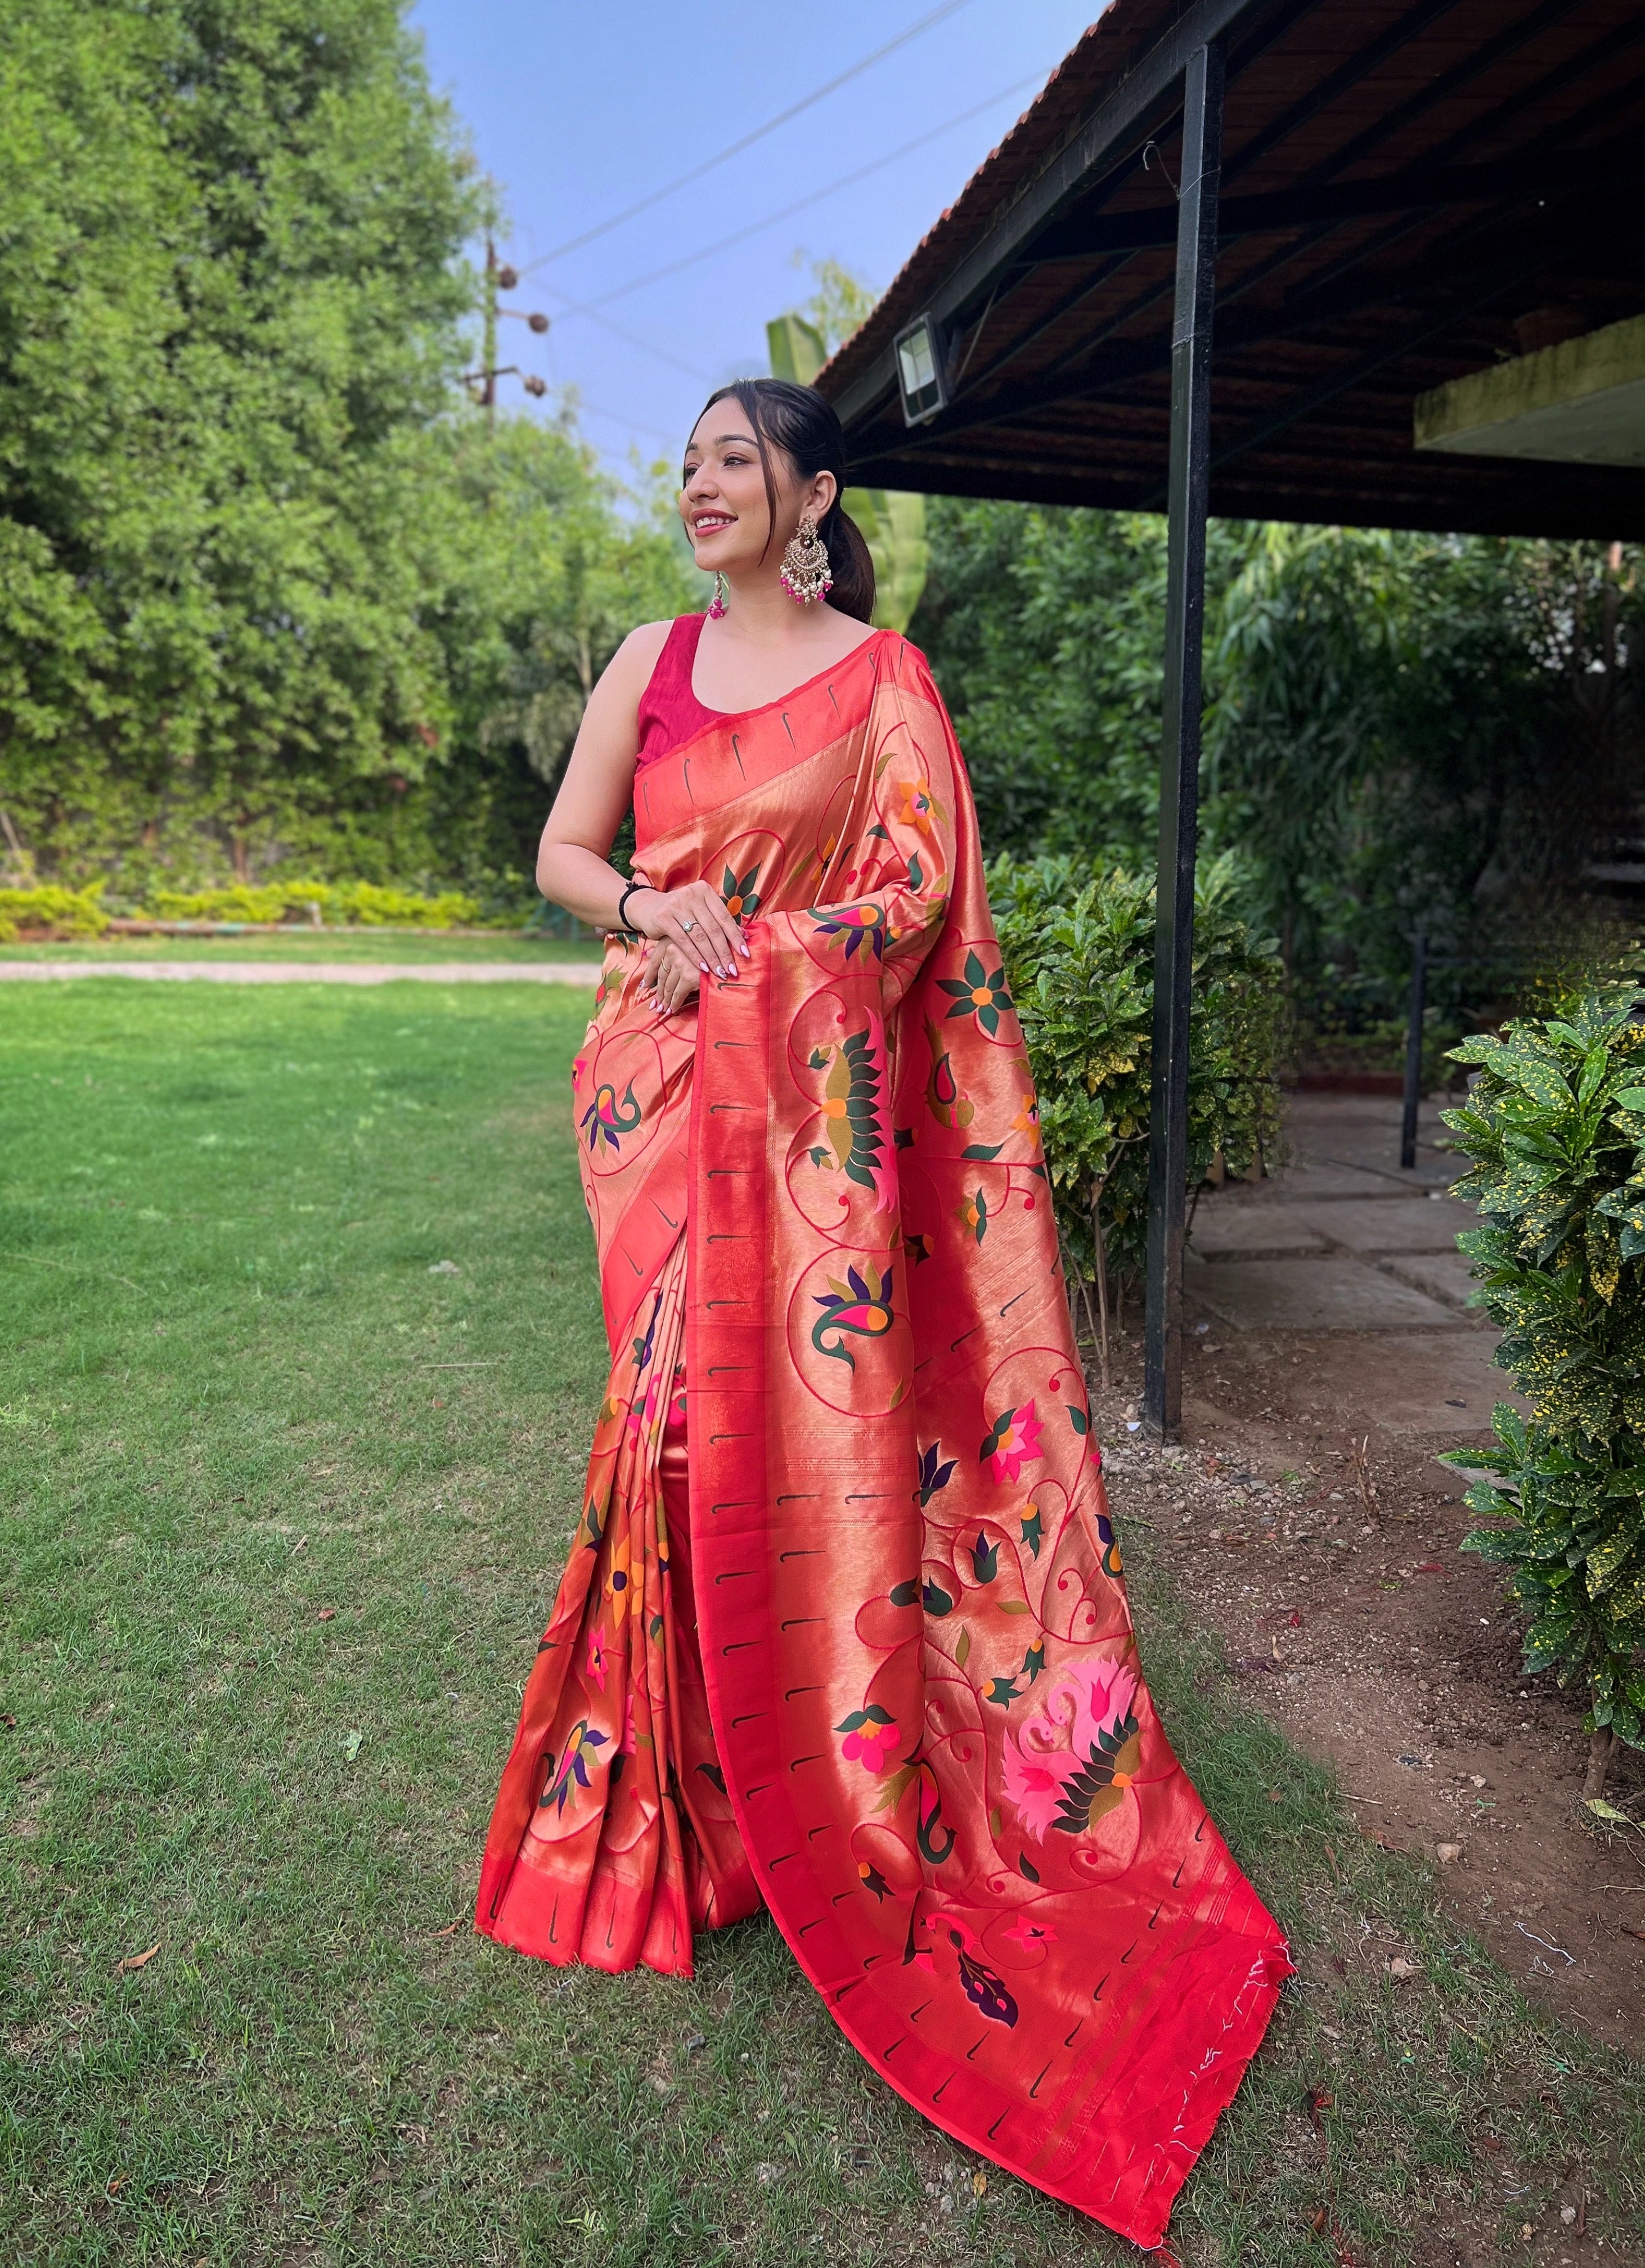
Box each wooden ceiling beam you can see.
[1028,145,1645,262]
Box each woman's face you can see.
[679,408,835,580]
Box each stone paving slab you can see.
[1224,1160,1408,1203]
[1287,1196,1475,1252]
[1286,1098,1459,1186]
[1373,1250,1484,1315]
[1311,1150,1457,1189]
[1185,1254,1460,1333]
[1189,1206,1329,1257]
[0,960,605,986]
[1294,1136,1457,1187]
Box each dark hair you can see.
[690,378,875,623]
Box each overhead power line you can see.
[518,0,976,274]
[564,68,1053,315]
[537,286,715,384]
[570,400,686,449]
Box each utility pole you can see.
[482,239,500,426]
[466,236,550,426]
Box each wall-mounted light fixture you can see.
[895,314,948,426]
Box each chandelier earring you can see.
[780,514,833,606]
[707,570,727,620]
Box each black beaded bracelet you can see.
[615,880,655,933]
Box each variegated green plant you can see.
[1440,984,1645,1769]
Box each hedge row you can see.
[0,880,486,939]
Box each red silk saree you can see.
[476,628,1289,2249]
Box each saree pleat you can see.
[478,628,1289,2250]
[479,1240,756,1972]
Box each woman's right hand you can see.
[639,938,703,1018]
[627,878,748,980]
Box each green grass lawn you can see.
[2,981,1641,2267]
[0,932,600,964]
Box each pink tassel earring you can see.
[707,571,727,620]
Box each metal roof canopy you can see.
[817,0,1645,1439]
[822,0,1645,537]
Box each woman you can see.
[477,379,1288,2251]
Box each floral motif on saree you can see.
[476,629,1290,2249]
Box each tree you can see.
[0,0,701,899]
[435,423,696,857]
[911,502,1642,1006]
[909,502,1192,856]
[0,0,482,888]
[1205,526,1614,988]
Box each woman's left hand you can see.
[640,938,703,1017]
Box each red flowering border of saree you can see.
[477,630,1290,2251]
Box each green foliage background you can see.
[0,0,695,905]
[1441,985,1645,1750]
[3,6,1639,996]
[911,508,1640,1006]
[990,853,1286,1297]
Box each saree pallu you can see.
[476,629,1289,2249]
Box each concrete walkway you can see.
[1185,1091,1506,1437]
[0,959,604,985]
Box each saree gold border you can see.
[678,669,1292,2245]
[688,928,1119,2207]
[633,629,893,848]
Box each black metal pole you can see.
[1400,930,1428,1171]
[1143,41,1224,1443]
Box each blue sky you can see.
[407,1,1103,475]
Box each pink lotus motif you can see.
[1001,1657,1142,1840]
[585,1626,609,1693]
[835,1704,899,1773]
[982,1398,1044,1485]
[1001,1911,1057,1952]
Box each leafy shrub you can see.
[142,881,482,928]
[331,882,482,928]
[988,852,1286,1369]
[1440,984,1645,1778]
[0,883,108,940]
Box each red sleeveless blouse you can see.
[636,614,720,770]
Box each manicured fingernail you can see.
[739,944,750,958]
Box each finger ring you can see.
[681,918,696,934]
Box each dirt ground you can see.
[1093,1096,1645,2054]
